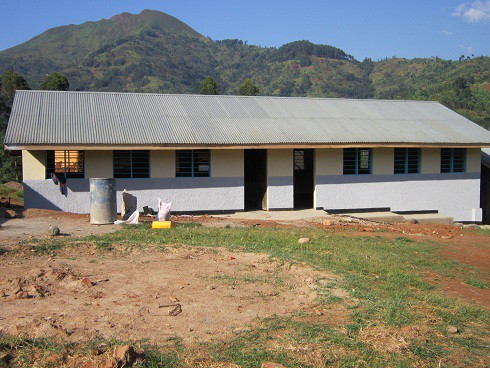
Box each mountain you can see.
[0,9,488,128]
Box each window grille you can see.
[176,150,210,177]
[394,148,420,174]
[343,148,372,175]
[46,150,84,178]
[441,148,465,173]
[113,150,149,178]
[294,150,305,170]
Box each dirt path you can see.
[0,208,118,244]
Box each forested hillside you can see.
[0,9,488,129]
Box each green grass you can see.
[4,223,490,367]
[0,183,23,200]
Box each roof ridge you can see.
[16,90,440,104]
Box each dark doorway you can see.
[294,149,314,209]
[244,149,267,210]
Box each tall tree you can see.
[0,130,21,183]
[40,72,69,91]
[0,71,28,183]
[238,78,259,96]
[0,71,30,103]
[199,76,220,95]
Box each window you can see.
[394,148,420,174]
[176,150,210,177]
[113,150,149,178]
[343,148,372,175]
[294,150,305,170]
[441,148,466,173]
[46,150,84,178]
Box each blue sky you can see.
[0,0,489,60]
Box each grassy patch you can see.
[0,183,23,200]
[4,223,489,366]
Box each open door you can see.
[244,149,267,210]
[294,149,314,209]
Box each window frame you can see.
[176,149,211,178]
[46,150,85,179]
[394,148,421,174]
[113,150,150,179]
[343,148,372,175]
[440,148,466,173]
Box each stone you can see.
[362,227,375,232]
[262,363,287,368]
[113,345,137,366]
[304,277,314,284]
[4,210,16,219]
[33,284,46,298]
[298,238,310,244]
[169,295,179,302]
[17,291,30,299]
[462,224,479,229]
[45,355,60,364]
[48,225,60,236]
[447,325,459,334]
[405,218,418,224]
[101,359,116,368]
[323,220,333,226]
[207,285,216,290]
[81,278,94,287]
[453,222,464,228]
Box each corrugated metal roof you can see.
[4,90,490,148]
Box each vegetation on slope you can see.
[0,10,488,129]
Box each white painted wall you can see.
[24,177,244,214]
[315,173,481,221]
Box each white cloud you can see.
[452,1,490,22]
[459,44,474,54]
[441,30,453,35]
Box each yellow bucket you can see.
[152,221,174,229]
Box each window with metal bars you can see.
[176,150,210,177]
[343,148,372,175]
[113,150,150,178]
[294,150,305,170]
[46,151,84,178]
[394,148,420,174]
[441,148,466,173]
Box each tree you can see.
[0,130,21,183]
[0,71,30,103]
[40,72,69,91]
[238,78,259,96]
[199,76,220,95]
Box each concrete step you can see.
[342,211,455,225]
[402,213,454,225]
[341,211,405,223]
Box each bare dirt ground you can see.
[0,208,118,243]
[0,206,489,347]
[0,243,343,344]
